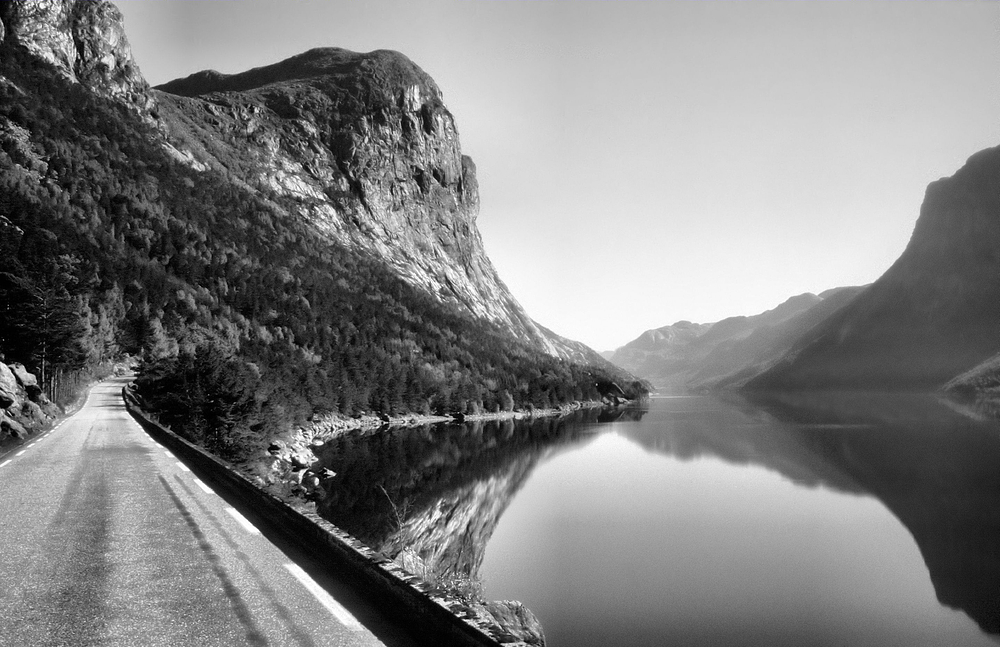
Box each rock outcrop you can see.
[9,363,40,399]
[749,146,1000,391]
[0,361,56,449]
[0,362,18,409]
[0,0,151,113]
[484,601,546,647]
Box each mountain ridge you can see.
[609,287,864,393]
[748,146,1000,391]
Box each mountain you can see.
[153,47,590,361]
[748,146,1000,391]
[609,287,863,392]
[0,0,643,452]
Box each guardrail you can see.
[122,387,525,647]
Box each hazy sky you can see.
[116,0,1000,351]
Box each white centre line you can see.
[15,450,25,457]
[283,563,364,631]
[0,460,11,468]
[175,461,191,472]
[164,450,174,458]
[192,478,214,494]
[225,508,261,535]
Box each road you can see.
[0,378,419,647]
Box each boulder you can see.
[18,400,47,427]
[0,412,27,440]
[10,362,41,399]
[0,363,18,409]
[484,600,546,646]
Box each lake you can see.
[312,394,1000,646]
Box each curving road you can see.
[0,379,418,647]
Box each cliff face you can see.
[0,0,151,113]
[0,0,603,365]
[750,146,1000,390]
[153,48,588,361]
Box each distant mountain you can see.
[609,288,863,393]
[749,146,1000,391]
[0,0,643,455]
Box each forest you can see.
[0,46,644,461]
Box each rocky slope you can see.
[749,146,1000,391]
[610,287,863,392]
[153,48,594,362]
[0,0,606,366]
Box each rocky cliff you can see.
[0,0,605,366]
[0,0,151,113]
[151,47,570,355]
[749,146,1000,391]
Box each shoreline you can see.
[294,399,618,441]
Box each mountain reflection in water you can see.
[730,392,1000,636]
[311,407,647,585]
[617,392,1000,640]
[313,395,1000,644]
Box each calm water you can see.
[314,394,1000,646]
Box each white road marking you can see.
[15,450,25,456]
[192,478,214,494]
[225,508,261,535]
[175,461,191,472]
[0,460,11,468]
[283,563,364,631]
[164,450,174,458]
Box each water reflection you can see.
[312,407,647,584]
[732,392,1000,636]
[314,395,1000,644]
[618,393,1000,637]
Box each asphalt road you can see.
[0,378,419,647]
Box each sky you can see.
[116,0,1000,352]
